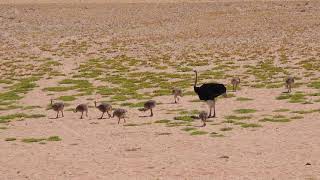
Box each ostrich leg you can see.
[99,112,105,119]
[213,100,216,117]
[107,111,111,118]
[208,104,212,118]
[80,112,83,119]
[289,85,292,93]
[207,100,216,118]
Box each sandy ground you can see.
[1,1,320,180]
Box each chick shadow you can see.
[139,115,152,118]
[282,91,290,94]
[90,122,99,125]
[97,117,110,120]
[49,117,60,119]
[191,116,214,128]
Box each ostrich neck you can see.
[194,71,198,87]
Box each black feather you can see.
[194,83,226,100]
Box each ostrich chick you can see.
[199,111,208,127]
[113,108,127,124]
[94,101,112,119]
[231,77,240,92]
[285,77,295,93]
[139,100,156,117]
[50,99,64,119]
[172,88,182,103]
[74,104,88,119]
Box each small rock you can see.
[305,162,311,166]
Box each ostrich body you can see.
[199,111,208,127]
[74,104,88,119]
[139,100,156,117]
[50,99,64,119]
[193,70,226,118]
[94,101,112,119]
[285,77,294,93]
[113,108,127,124]
[231,77,240,92]
[172,88,182,103]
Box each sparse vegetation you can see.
[174,116,194,122]
[22,138,47,143]
[234,109,257,114]
[241,123,262,128]
[225,115,252,120]
[5,138,16,141]
[21,136,62,143]
[220,127,233,131]
[47,136,62,141]
[273,109,290,112]
[190,130,208,135]
[181,127,197,132]
[236,97,254,101]
[0,113,45,123]
[154,119,170,124]
[259,116,291,122]
[58,95,77,102]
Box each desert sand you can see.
[0,1,320,179]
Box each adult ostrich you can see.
[193,70,227,118]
